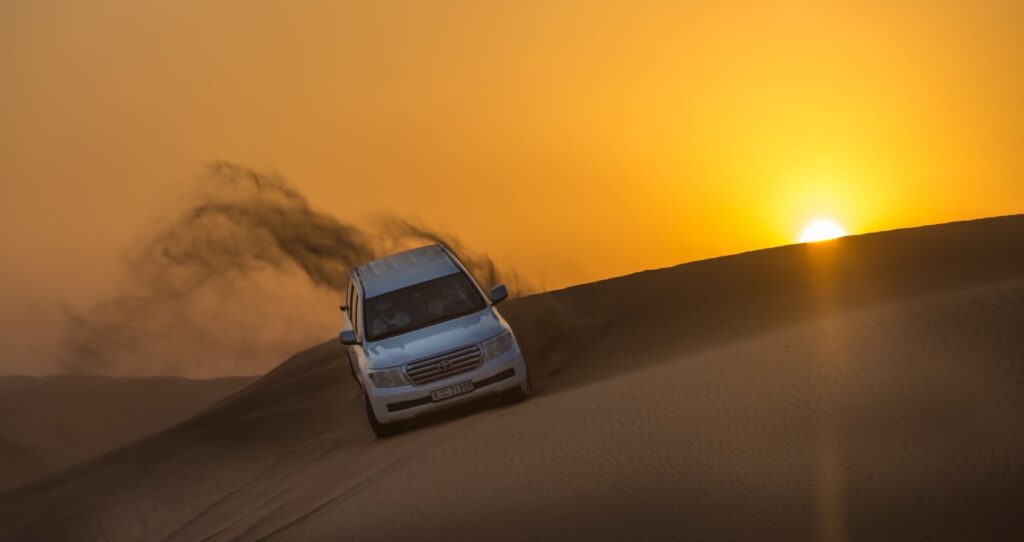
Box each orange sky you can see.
[2,1,1023,372]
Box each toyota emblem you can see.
[437,359,452,370]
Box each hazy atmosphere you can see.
[3,3,1024,539]
[2,0,1023,375]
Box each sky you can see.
[2,0,1022,374]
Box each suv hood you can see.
[364,307,505,369]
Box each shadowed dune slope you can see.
[0,376,254,490]
[1,215,1023,541]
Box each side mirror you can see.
[490,284,509,305]
[339,329,359,346]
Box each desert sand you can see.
[1,215,1023,540]
[0,376,253,491]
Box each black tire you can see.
[364,393,401,438]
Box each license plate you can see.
[431,380,474,402]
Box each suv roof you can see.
[354,244,461,298]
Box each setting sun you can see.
[799,219,846,243]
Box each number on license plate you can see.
[431,380,474,401]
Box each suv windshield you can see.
[364,272,486,341]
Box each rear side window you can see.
[346,283,357,336]
[364,272,485,341]
[352,290,361,338]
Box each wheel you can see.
[364,392,401,438]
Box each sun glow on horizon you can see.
[799,219,846,243]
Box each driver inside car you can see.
[370,298,411,338]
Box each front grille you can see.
[387,368,517,412]
[405,344,482,385]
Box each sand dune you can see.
[1,215,1023,540]
[0,376,253,491]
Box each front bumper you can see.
[365,347,528,424]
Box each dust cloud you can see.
[60,162,527,377]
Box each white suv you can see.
[339,244,531,437]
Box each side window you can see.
[352,291,361,339]
[346,283,355,317]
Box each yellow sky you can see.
[2,1,1023,363]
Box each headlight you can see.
[482,330,514,361]
[367,367,409,388]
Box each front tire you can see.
[364,393,401,438]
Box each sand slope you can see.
[0,376,253,491]
[2,215,1023,540]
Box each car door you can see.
[343,281,360,381]
[346,283,371,388]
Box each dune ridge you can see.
[1,214,1023,540]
